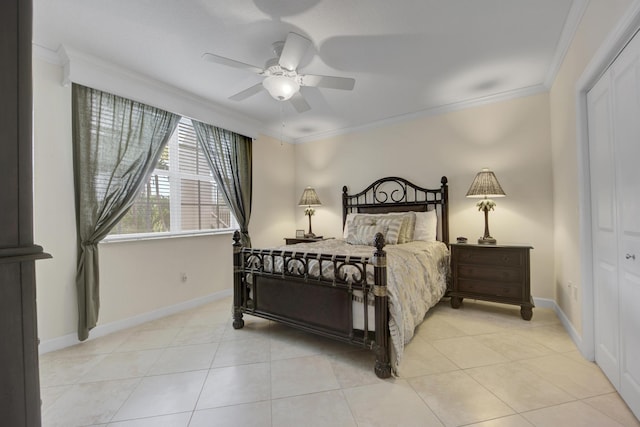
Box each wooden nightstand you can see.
[284,236,325,245]
[449,243,534,320]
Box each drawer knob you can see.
[626,253,636,260]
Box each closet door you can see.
[610,31,640,415]
[587,72,619,389]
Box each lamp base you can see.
[478,237,497,245]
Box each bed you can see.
[232,176,450,378]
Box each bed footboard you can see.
[231,231,391,378]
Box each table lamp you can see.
[298,187,321,238]
[466,168,506,244]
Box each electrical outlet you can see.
[567,280,578,300]
[181,272,188,283]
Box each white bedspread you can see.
[265,238,450,372]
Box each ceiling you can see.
[33,0,578,143]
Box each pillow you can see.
[343,213,358,238]
[396,212,416,243]
[413,210,438,241]
[343,212,415,243]
[346,223,388,246]
[352,215,404,245]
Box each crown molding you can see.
[293,84,548,144]
[292,0,589,145]
[543,0,590,88]
[38,44,262,139]
[32,43,64,65]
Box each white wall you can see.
[249,134,296,248]
[33,58,294,346]
[294,93,556,300]
[97,235,232,325]
[33,59,77,342]
[549,0,633,336]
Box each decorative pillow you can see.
[413,210,438,241]
[352,215,404,245]
[346,224,388,246]
[396,212,416,243]
[344,212,415,243]
[343,213,358,238]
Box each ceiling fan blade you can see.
[279,32,311,71]
[202,53,263,74]
[289,92,311,113]
[229,83,264,101]
[300,74,356,90]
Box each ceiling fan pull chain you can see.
[280,103,285,146]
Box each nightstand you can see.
[449,243,534,320]
[284,236,325,245]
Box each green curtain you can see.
[72,84,180,340]
[191,120,253,247]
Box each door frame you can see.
[576,1,640,360]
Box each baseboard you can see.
[39,289,232,354]
[533,296,590,361]
[532,296,556,309]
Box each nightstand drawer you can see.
[457,279,523,299]
[456,265,523,282]
[457,248,524,267]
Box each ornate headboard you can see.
[342,176,449,244]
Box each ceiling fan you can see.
[202,32,355,113]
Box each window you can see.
[109,117,236,237]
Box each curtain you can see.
[72,84,181,340]
[191,120,253,247]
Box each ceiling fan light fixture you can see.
[263,75,299,101]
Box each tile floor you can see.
[39,297,640,427]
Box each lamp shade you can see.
[298,187,321,206]
[466,168,506,198]
[262,75,300,101]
